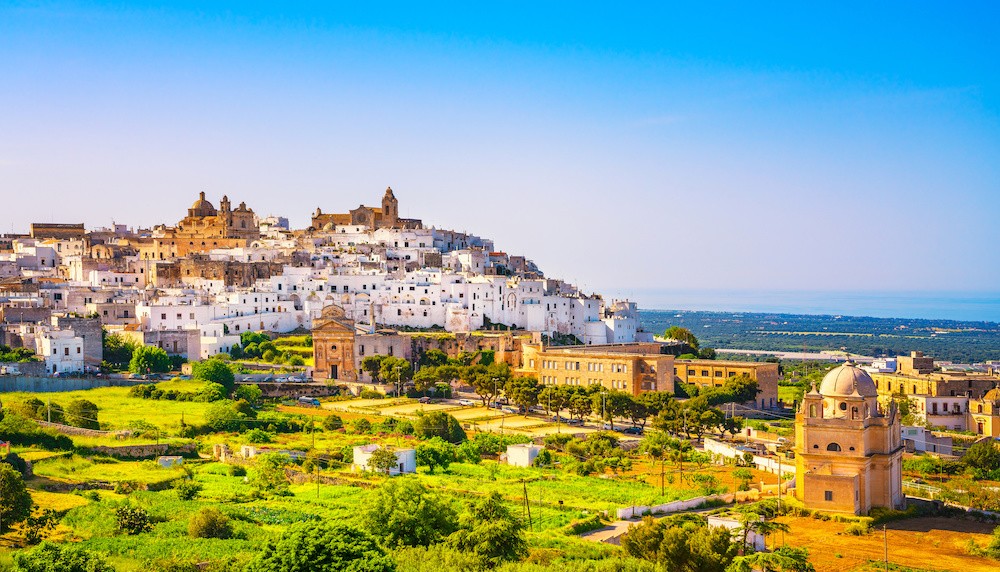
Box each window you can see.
[715,371,723,377]
[77,347,80,353]
[161,313,167,320]
[64,347,69,356]
[688,369,696,376]
[824,491,833,502]
[826,443,841,452]
[809,404,817,417]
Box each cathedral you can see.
[311,187,422,231]
[177,192,259,241]
[794,361,904,514]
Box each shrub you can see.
[322,414,343,431]
[360,389,384,399]
[0,463,33,532]
[129,345,171,374]
[288,355,305,367]
[172,479,203,501]
[245,428,274,443]
[351,418,372,434]
[843,522,871,536]
[65,400,99,430]
[262,349,277,363]
[192,359,236,395]
[116,505,153,535]
[188,507,232,539]
[228,465,247,477]
[11,541,115,572]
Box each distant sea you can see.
[605,289,1000,323]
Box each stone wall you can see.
[36,420,132,439]
[89,442,199,459]
[0,361,46,377]
[250,381,341,398]
[0,375,148,393]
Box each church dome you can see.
[191,192,214,211]
[819,361,878,397]
[984,387,1000,401]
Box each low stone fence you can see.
[36,420,133,439]
[616,493,737,520]
[252,382,341,399]
[284,468,373,488]
[89,442,199,459]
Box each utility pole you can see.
[884,525,888,572]
[311,415,316,449]
[47,399,51,423]
[523,480,532,529]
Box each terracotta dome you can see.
[190,192,214,211]
[819,361,878,397]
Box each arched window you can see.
[812,444,819,449]
[851,407,859,420]
[331,345,338,351]
[826,443,842,452]
[809,404,817,417]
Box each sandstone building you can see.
[673,359,780,409]
[311,187,422,230]
[519,342,675,396]
[795,362,904,515]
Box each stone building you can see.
[311,188,423,231]
[177,193,259,241]
[30,223,86,240]
[673,360,780,409]
[312,305,358,383]
[795,362,904,515]
[968,388,1000,437]
[519,342,675,396]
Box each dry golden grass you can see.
[778,515,998,572]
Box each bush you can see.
[322,414,343,431]
[188,507,232,539]
[245,428,274,443]
[262,349,277,363]
[414,411,466,444]
[352,418,372,434]
[192,359,236,395]
[246,522,395,572]
[65,400,99,430]
[0,463,33,532]
[843,522,872,536]
[228,465,247,477]
[173,479,203,501]
[360,389,384,399]
[116,504,153,535]
[11,541,115,572]
[288,355,305,367]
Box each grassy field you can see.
[3,379,216,432]
[32,455,188,486]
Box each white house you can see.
[157,456,184,468]
[506,444,544,467]
[352,444,416,475]
[38,329,84,374]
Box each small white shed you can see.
[506,444,543,467]
[240,445,258,458]
[707,515,766,552]
[157,456,184,468]
[353,444,416,475]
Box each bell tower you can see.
[381,187,398,226]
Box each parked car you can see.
[418,396,432,404]
[551,415,570,423]
[0,366,21,376]
[501,406,520,414]
[622,426,644,435]
[458,399,476,406]
[275,377,288,383]
[297,396,321,407]
[601,422,614,430]
[566,418,583,426]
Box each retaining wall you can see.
[0,376,148,393]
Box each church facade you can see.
[312,305,359,383]
[794,362,904,514]
[311,187,422,231]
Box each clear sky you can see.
[1,2,998,298]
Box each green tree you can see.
[362,355,388,383]
[965,441,1000,475]
[0,463,33,532]
[11,542,115,572]
[173,478,203,500]
[234,384,263,404]
[380,357,414,393]
[414,411,466,444]
[192,359,236,395]
[204,400,247,432]
[416,437,458,473]
[247,522,395,572]
[447,491,527,568]
[505,376,539,416]
[591,390,631,430]
[567,391,593,422]
[412,368,439,394]
[367,446,399,475]
[351,418,372,434]
[733,468,753,492]
[470,363,510,406]
[102,331,137,368]
[65,400,99,430]
[361,477,458,547]
[539,386,569,416]
[251,453,291,492]
[728,547,815,572]
[664,326,699,351]
[129,345,171,374]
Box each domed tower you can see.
[187,192,217,218]
[381,187,398,226]
[795,361,903,514]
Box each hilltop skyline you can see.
[2,2,998,296]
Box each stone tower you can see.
[381,187,398,226]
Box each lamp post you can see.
[601,391,608,429]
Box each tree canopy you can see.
[446,491,527,568]
[246,521,395,572]
[192,359,236,395]
[129,345,171,374]
[361,477,457,547]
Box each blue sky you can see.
[1,2,998,299]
